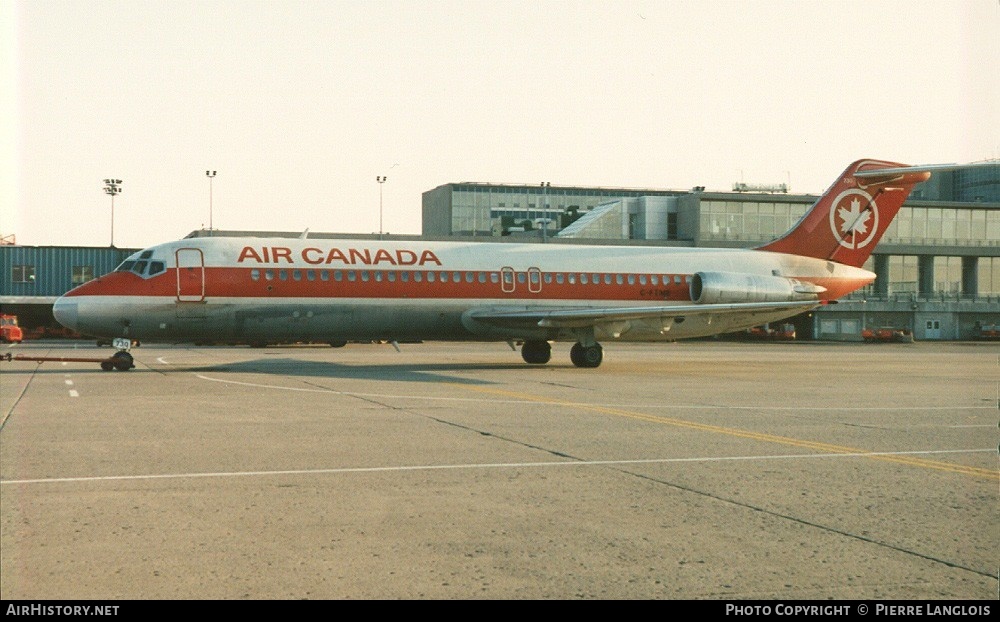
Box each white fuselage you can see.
[54,238,873,345]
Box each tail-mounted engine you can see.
[690,271,825,304]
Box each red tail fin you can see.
[757,159,930,267]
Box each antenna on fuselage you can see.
[299,228,310,240]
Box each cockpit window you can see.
[116,255,165,278]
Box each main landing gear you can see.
[569,342,603,368]
[521,340,551,365]
[519,340,603,368]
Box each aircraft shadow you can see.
[188,358,540,385]
[1,358,547,383]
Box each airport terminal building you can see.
[3,164,998,341]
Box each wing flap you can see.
[469,300,821,330]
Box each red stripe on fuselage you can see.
[66,267,696,302]
[63,267,869,302]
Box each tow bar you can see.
[1,338,135,371]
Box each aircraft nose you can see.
[52,296,79,332]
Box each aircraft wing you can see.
[468,300,821,331]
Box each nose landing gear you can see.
[100,337,135,371]
[100,350,134,372]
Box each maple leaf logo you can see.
[837,198,871,237]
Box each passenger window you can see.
[639,275,647,285]
[401,272,409,282]
[334,270,343,282]
[279,270,288,281]
[556,273,565,284]
[516,272,525,284]
[543,273,552,284]
[464,272,473,283]
[307,270,316,282]
[491,272,499,284]
[347,271,356,282]
[375,271,383,282]
[580,274,589,285]
[427,272,436,283]
[414,272,423,283]
[265,270,274,281]
[616,274,624,285]
[293,270,302,281]
[603,274,611,285]
[388,272,396,282]
[568,274,577,284]
[627,275,636,285]
[361,271,370,282]
[440,272,449,283]
[478,272,487,283]
[251,269,261,281]
[320,270,330,281]
[674,275,681,284]
[650,275,658,286]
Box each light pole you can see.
[377,176,387,239]
[206,170,217,236]
[103,178,122,247]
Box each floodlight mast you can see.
[206,170,217,236]
[103,178,122,247]
[377,176,387,240]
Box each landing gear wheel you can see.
[100,361,114,372]
[521,340,551,365]
[570,342,603,368]
[329,340,347,348]
[111,351,134,371]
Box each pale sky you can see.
[3,0,998,248]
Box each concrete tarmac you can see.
[1,339,997,599]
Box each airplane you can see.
[52,159,949,369]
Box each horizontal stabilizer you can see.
[853,161,998,180]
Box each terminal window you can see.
[72,265,94,284]
[11,265,35,283]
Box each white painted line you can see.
[1,448,993,486]
[68,390,79,398]
[64,380,74,386]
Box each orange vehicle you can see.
[862,327,913,343]
[0,314,24,344]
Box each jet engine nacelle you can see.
[690,271,825,304]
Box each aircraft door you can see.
[176,248,205,302]
[527,267,542,294]
[501,266,516,293]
